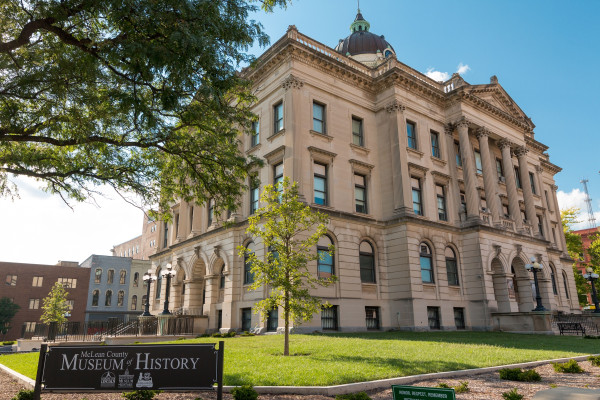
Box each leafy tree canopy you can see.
[0,0,287,217]
[239,177,335,356]
[0,297,20,335]
[41,282,70,324]
[560,207,591,306]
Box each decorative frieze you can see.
[282,74,304,90]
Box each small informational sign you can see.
[35,342,223,398]
[392,385,455,400]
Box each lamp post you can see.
[161,263,176,315]
[525,257,546,311]
[583,267,600,314]
[142,270,156,317]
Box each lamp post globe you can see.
[161,263,176,315]
[583,267,600,314]
[142,270,156,317]
[526,257,546,312]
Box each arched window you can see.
[219,265,226,289]
[244,242,255,285]
[107,269,115,284]
[550,264,558,295]
[420,243,434,283]
[142,295,147,306]
[359,241,375,283]
[119,270,127,284]
[92,290,99,306]
[562,272,570,299]
[105,290,112,306]
[133,272,139,287]
[94,269,102,284]
[131,295,138,310]
[182,273,187,295]
[117,290,125,306]
[317,235,334,279]
[155,268,162,299]
[445,247,459,286]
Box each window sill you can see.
[310,130,333,142]
[267,129,286,142]
[246,143,262,155]
[407,147,424,158]
[431,156,447,167]
[352,211,375,219]
[312,203,335,211]
[361,282,377,286]
[349,143,370,155]
[422,282,436,287]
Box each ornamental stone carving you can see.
[455,116,470,128]
[475,127,491,139]
[385,99,405,113]
[497,138,512,150]
[282,74,304,90]
[444,123,455,136]
[535,165,544,173]
[514,146,529,157]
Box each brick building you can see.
[0,261,90,340]
[573,227,599,306]
[111,215,159,260]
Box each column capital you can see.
[455,116,471,129]
[497,138,513,150]
[282,74,304,90]
[551,184,558,191]
[475,127,491,139]
[514,146,529,157]
[385,99,405,113]
[444,123,455,136]
[535,165,544,173]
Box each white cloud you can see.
[557,188,600,231]
[425,63,471,82]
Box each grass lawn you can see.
[0,331,595,386]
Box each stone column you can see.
[176,201,188,242]
[498,139,523,230]
[515,146,538,235]
[444,124,461,223]
[184,279,204,313]
[456,117,479,220]
[476,127,501,223]
[551,185,568,253]
[190,204,202,236]
[387,100,413,215]
[536,166,552,240]
[282,74,304,200]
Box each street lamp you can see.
[142,270,156,317]
[583,267,600,314]
[161,263,176,315]
[525,257,547,311]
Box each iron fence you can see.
[550,313,599,335]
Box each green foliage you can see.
[454,381,469,393]
[588,355,600,366]
[498,367,541,382]
[0,297,20,336]
[0,0,287,215]
[502,388,523,400]
[2,340,15,345]
[239,178,336,356]
[335,392,372,400]
[552,359,584,373]
[212,332,223,338]
[437,382,450,388]
[121,390,162,400]
[561,208,590,305]
[227,331,237,337]
[10,389,34,400]
[231,384,258,400]
[40,282,69,324]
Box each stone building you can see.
[0,261,90,340]
[146,11,578,332]
[111,215,159,261]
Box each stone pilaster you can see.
[551,184,568,254]
[476,127,501,223]
[536,165,552,240]
[282,74,304,200]
[176,201,188,242]
[190,204,201,236]
[498,139,523,230]
[456,117,479,219]
[515,146,538,235]
[444,124,461,223]
[387,100,412,215]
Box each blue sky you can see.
[1,0,598,264]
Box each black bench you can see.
[557,322,586,336]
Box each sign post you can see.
[34,342,224,397]
[392,385,456,400]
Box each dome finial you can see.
[357,0,360,13]
[350,5,370,33]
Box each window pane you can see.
[474,151,482,174]
[318,249,333,278]
[352,118,363,146]
[360,254,375,283]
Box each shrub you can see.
[227,331,237,337]
[335,392,371,400]
[498,367,541,382]
[231,384,258,400]
[502,388,523,400]
[121,390,162,400]
[552,359,583,373]
[211,332,223,338]
[454,381,469,394]
[436,382,450,388]
[588,355,600,367]
[2,340,15,345]
[11,389,34,400]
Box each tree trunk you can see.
[284,290,290,356]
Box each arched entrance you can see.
[490,258,511,313]
[511,258,535,312]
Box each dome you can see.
[334,11,396,64]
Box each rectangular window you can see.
[529,172,536,194]
[313,163,327,205]
[352,117,363,146]
[545,190,551,210]
[411,177,422,216]
[58,278,77,288]
[312,102,326,134]
[251,120,260,147]
[29,299,40,310]
[454,308,465,330]
[514,167,521,188]
[538,215,544,238]
[454,141,462,167]
[365,306,380,330]
[107,270,114,284]
[207,198,214,227]
[354,174,367,213]
[66,300,74,311]
[321,305,338,330]
[474,150,483,174]
[436,184,447,221]
[430,130,440,158]
[163,221,169,248]
[273,102,284,133]
[24,322,37,334]
[274,163,284,190]
[250,184,259,215]
[241,308,252,332]
[119,270,126,285]
[5,274,17,286]
[267,308,278,332]
[496,158,504,180]
[217,310,222,330]
[32,276,43,287]
[406,121,417,149]
[427,306,441,330]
